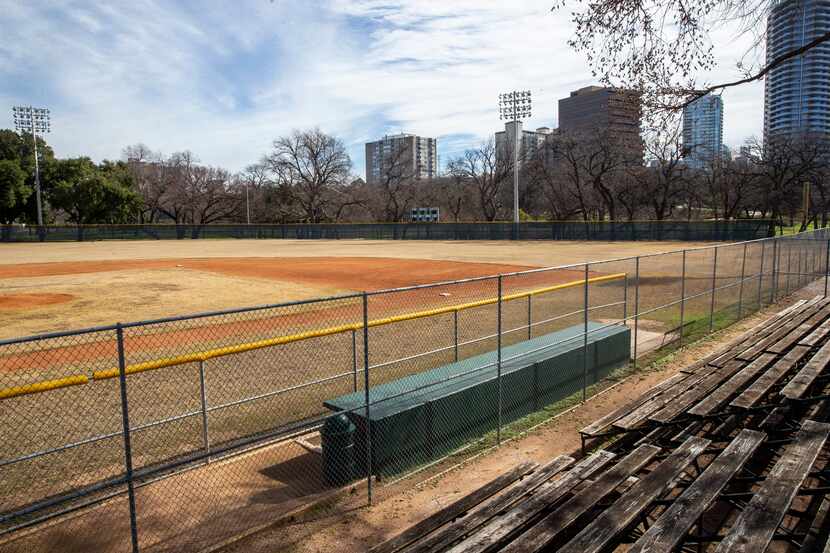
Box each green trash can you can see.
[321,414,356,487]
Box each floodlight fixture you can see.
[12,105,51,226]
[497,91,532,225]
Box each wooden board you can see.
[800,314,830,347]
[736,299,826,361]
[580,372,690,437]
[557,437,711,553]
[440,452,614,553]
[714,420,830,553]
[628,429,765,553]
[781,340,830,400]
[368,462,538,553]
[395,456,580,553]
[496,444,661,553]
[613,367,721,430]
[688,353,778,417]
[649,359,746,424]
[730,345,812,409]
[767,304,830,354]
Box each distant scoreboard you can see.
[410,207,440,222]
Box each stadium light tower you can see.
[12,106,50,226]
[499,91,531,226]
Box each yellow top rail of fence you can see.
[2,272,626,400]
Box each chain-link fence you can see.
[0,228,828,552]
[1,220,771,243]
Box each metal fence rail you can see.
[0,228,827,553]
[1,219,772,243]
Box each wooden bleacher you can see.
[369,295,830,552]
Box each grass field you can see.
[4,236,822,553]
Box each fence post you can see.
[351,328,358,392]
[623,274,628,322]
[771,239,779,303]
[116,324,140,553]
[582,264,589,402]
[453,310,459,362]
[198,360,210,459]
[679,250,687,347]
[758,241,766,309]
[785,244,793,295]
[709,248,718,333]
[362,292,372,505]
[633,257,640,369]
[825,239,830,297]
[496,275,503,445]
[527,294,532,340]
[738,243,747,320]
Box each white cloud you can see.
[0,0,769,175]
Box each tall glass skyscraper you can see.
[764,0,830,142]
[682,94,724,169]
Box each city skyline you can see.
[2,1,768,177]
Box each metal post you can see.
[453,310,459,362]
[679,250,687,347]
[32,126,43,227]
[785,244,793,295]
[198,360,210,458]
[362,292,372,505]
[116,324,140,553]
[633,257,640,369]
[709,248,718,333]
[825,240,830,298]
[738,243,747,320]
[582,264,589,402]
[758,241,766,309]
[771,239,779,303]
[623,274,629,322]
[496,275,503,444]
[527,294,532,340]
[352,329,358,392]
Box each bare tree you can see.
[640,122,688,220]
[556,1,830,110]
[265,128,352,223]
[367,143,420,221]
[448,140,512,221]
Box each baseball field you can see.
[4,237,781,553]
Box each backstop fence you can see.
[1,219,772,243]
[0,228,828,553]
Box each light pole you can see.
[12,106,50,227]
[499,91,531,228]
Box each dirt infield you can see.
[0,293,74,310]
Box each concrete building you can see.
[764,0,830,143]
[365,133,438,185]
[682,94,724,169]
[557,85,643,163]
[495,122,553,168]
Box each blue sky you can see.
[0,0,766,177]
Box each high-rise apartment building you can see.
[365,133,438,184]
[764,0,830,143]
[682,94,724,169]
[495,122,553,167]
[558,86,643,163]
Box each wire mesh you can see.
[1,229,829,552]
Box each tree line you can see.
[1,124,827,233]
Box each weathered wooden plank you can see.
[557,436,711,553]
[714,420,830,553]
[767,304,830,354]
[368,461,539,553]
[439,451,614,553]
[737,299,826,361]
[800,314,830,347]
[496,444,661,553]
[628,429,765,553]
[731,345,813,409]
[613,367,721,430]
[688,353,778,417]
[707,300,810,368]
[400,454,595,553]
[580,373,690,437]
[798,495,830,552]
[781,340,830,400]
[649,359,746,424]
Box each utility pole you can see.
[12,106,50,227]
[498,91,531,233]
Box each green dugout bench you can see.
[322,322,630,481]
